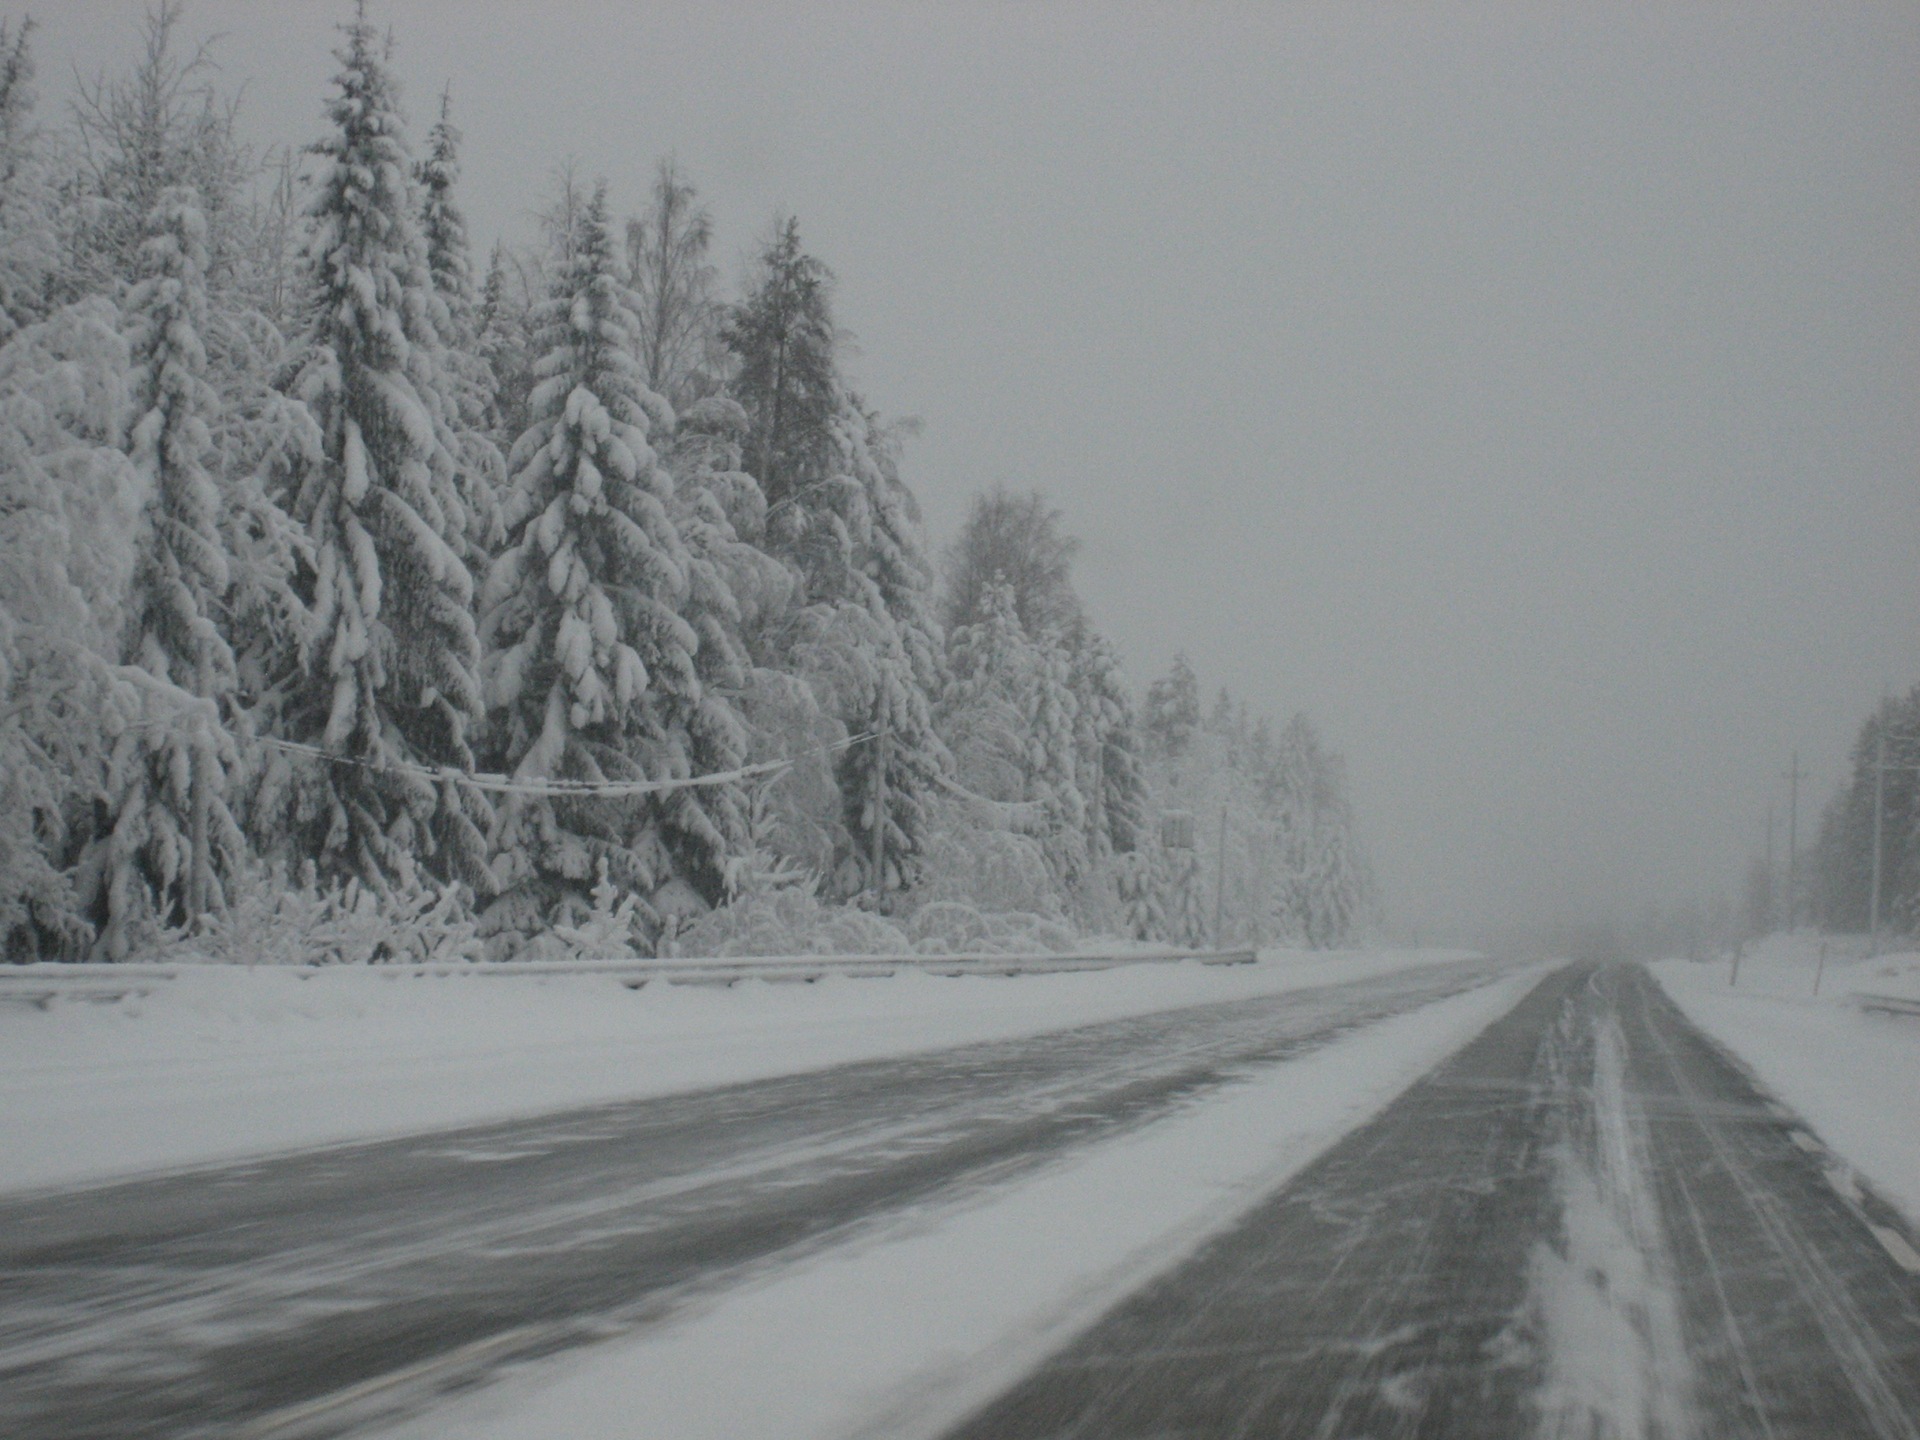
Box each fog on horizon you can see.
[27,0,1920,944]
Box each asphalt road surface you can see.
[0,956,1510,1440]
[940,962,1920,1440]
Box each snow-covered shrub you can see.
[148,863,483,966]
[1116,847,1163,943]
[520,861,646,961]
[902,901,1077,956]
[673,882,911,958]
[913,797,1061,919]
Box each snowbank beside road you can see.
[368,965,1547,1440]
[0,948,1477,1196]
[1652,936,1920,1227]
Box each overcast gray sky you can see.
[29,1,1920,939]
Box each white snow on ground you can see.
[368,966,1547,1440]
[0,948,1478,1196]
[1524,1009,1692,1440]
[1652,936,1920,1228]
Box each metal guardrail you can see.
[1855,992,1920,1019]
[0,948,1259,1007]
[0,970,183,1009]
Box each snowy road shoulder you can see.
[0,948,1479,1195]
[367,964,1550,1440]
[1651,942,1920,1229]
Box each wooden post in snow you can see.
[1213,804,1228,949]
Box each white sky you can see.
[26,1,1920,939]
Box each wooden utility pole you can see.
[1213,804,1229,949]
[1764,803,1775,933]
[869,725,891,907]
[1864,729,1920,955]
[1784,751,1805,932]
[1869,728,1887,951]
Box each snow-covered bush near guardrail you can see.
[670,882,1086,959]
[913,812,1064,922]
[149,864,484,966]
[902,901,1079,956]
[515,865,651,961]
[671,885,912,957]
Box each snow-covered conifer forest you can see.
[0,6,1374,963]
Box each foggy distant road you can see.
[941,963,1920,1440]
[0,957,1509,1440]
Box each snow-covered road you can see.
[934,963,1920,1440]
[0,948,1480,1194]
[7,954,1918,1439]
[3,956,1517,1440]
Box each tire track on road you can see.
[0,958,1510,1440]
[937,962,1920,1439]
[1622,967,1920,1439]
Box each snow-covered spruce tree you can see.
[123,189,230,721]
[662,396,806,894]
[415,90,475,332]
[1027,629,1086,885]
[1064,623,1146,929]
[100,187,248,946]
[823,399,947,902]
[1811,685,1920,932]
[480,182,733,947]
[1267,712,1319,944]
[0,19,56,341]
[475,242,536,444]
[723,221,946,903]
[723,216,837,526]
[267,15,489,895]
[0,297,149,956]
[1268,712,1369,948]
[414,86,505,559]
[0,610,81,957]
[1306,776,1368,946]
[198,267,319,766]
[667,394,866,885]
[1165,837,1208,946]
[1069,627,1147,860]
[938,582,1085,897]
[1145,651,1202,761]
[939,581,1029,802]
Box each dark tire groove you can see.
[938,962,1920,1440]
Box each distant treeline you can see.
[1805,684,1920,936]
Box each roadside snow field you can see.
[1652,936,1920,1227]
[0,948,1478,1195]
[367,966,1547,1440]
